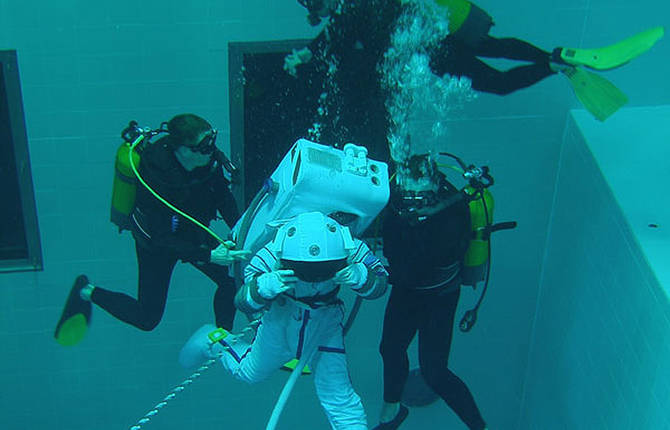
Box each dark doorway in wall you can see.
[0,50,42,272]
[228,40,323,207]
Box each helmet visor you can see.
[280,258,347,283]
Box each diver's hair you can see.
[300,0,326,26]
[167,114,212,146]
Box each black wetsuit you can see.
[380,197,487,430]
[300,0,554,160]
[91,138,240,330]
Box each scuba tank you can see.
[110,121,145,231]
[437,153,516,332]
[461,186,493,286]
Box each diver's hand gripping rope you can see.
[128,321,260,430]
[127,134,227,245]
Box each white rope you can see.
[129,321,260,430]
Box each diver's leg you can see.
[90,241,177,331]
[417,289,486,430]
[378,286,421,422]
[475,35,551,63]
[463,54,555,95]
[192,261,236,330]
[312,307,367,430]
[430,41,555,95]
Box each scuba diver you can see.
[54,114,250,346]
[179,211,388,430]
[373,154,495,430]
[287,0,663,124]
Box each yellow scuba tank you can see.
[461,186,493,286]
[110,142,141,231]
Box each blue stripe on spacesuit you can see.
[218,338,242,363]
[351,242,366,261]
[255,253,274,271]
[219,321,261,364]
[247,262,265,274]
[363,253,388,275]
[262,246,277,261]
[295,310,311,359]
[318,346,346,354]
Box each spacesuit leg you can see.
[221,304,294,384]
[311,308,367,430]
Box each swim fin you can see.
[401,368,439,407]
[54,275,92,346]
[562,66,628,122]
[557,26,664,70]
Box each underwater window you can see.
[0,50,42,272]
[228,39,323,207]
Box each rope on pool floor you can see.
[129,358,218,430]
[128,320,260,430]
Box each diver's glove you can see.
[256,270,298,299]
[283,47,313,77]
[210,241,251,266]
[333,263,368,289]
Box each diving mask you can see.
[187,129,218,155]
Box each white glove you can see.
[333,263,368,289]
[256,270,298,300]
[210,241,251,266]
[283,47,313,77]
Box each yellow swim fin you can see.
[558,26,664,70]
[54,275,92,346]
[562,67,628,122]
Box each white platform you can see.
[572,106,670,293]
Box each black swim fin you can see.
[54,275,92,346]
[401,368,439,407]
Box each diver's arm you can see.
[130,210,212,263]
[284,47,314,77]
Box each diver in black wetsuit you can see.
[55,114,250,345]
[287,0,568,161]
[376,154,487,430]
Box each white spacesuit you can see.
[180,211,387,429]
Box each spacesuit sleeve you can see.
[348,239,388,300]
[234,246,277,313]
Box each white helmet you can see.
[273,212,355,262]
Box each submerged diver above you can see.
[180,211,388,430]
[54,114,250,346]
[287,0,663,124]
